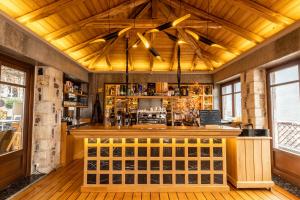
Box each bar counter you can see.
[71,125,241,192]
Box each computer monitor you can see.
[199,110,221,125]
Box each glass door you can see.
[0,66,26,155]
[268,62,300,186]
[0,55,34,189]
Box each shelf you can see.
[64,105,88,108]
[64,91,88,97]
[106,96,180,99]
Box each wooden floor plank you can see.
[185,192,197,200]
[211,192,225,200]
[160,192,169,200]
[150,192,160,200]
[95,193,107,200]
[227,191,246,200]
[220,192,235,200]
[244,190,264,200]
[272,185,300,200]
[177,192,188,200]
[142,192,151,200]
[104,192,115,200]
[86,193,99,200]
[168,192,179,200]
[49,173,83,200]
[123,192,133,200]
[9,160,300,200]
[133,192,142,200]
[76,192,90,200]
[12,160,80,200]
[113,193,124,200]
[235,191,254,200]
[203,192,216,200]
[271,188,294,200]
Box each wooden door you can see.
[0,54,34,189]
[267,60,300,187]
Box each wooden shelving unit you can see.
[104,83,214,126]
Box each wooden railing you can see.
[277,122,300,155]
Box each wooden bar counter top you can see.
[70,125,241,138]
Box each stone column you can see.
[241,68,268,129]
[32,66,63,173]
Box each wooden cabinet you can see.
[226,137,274,188]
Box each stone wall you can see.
[31,66,63,173]
[240,69,268,128]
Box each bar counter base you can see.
[81,185,230,192]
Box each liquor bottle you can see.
[124,111,130,126]
[110,108,116,126]
[116,111,123,126]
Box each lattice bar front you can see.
[82,137,227,192]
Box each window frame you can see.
[220,78,241,120]
[266,59,300,187]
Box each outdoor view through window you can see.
[0,65,25,155]
[269,64,300,155]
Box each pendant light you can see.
[177,45,181,96]
[146,14,191,33]
[163,31,186,44]
[137,32,163,61]
[184,29,226,50]
[90,27,132,44]
[125,37,129,96]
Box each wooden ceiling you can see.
[0,0,299,72]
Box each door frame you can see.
[0,53,34,188]
[266,59,300,187]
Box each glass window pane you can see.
[1,65,26,86]
[222,95,233,120]
[234,82,241,92]
[0,84,25,155]
[221,85,232,95]
[234,93,242,120]
[270,82,300,155]
[270,65,299,85]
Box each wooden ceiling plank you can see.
[161,0,264,43]
[88,37,121,69]
[16,0,86,24]
[63,29,118,53]
[177,28,215,70]
[44,0,149,41]
[129,1,151,19]
[152,0,159,19]
[223,0,295,25]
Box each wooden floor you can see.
[11,160,299,200]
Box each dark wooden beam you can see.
[161,0,264,43]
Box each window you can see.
[268,64,300,155]
[221,80,241,121]
[0,65,26,155]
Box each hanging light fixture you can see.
[146,14,191,33]
[125,37,129,96]
[90,27,132,44]
[184,29,226,50]
[177,45,181,96]
[137,32,163,61]
[163,31,186,44]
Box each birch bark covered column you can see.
[241,69,268,129]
